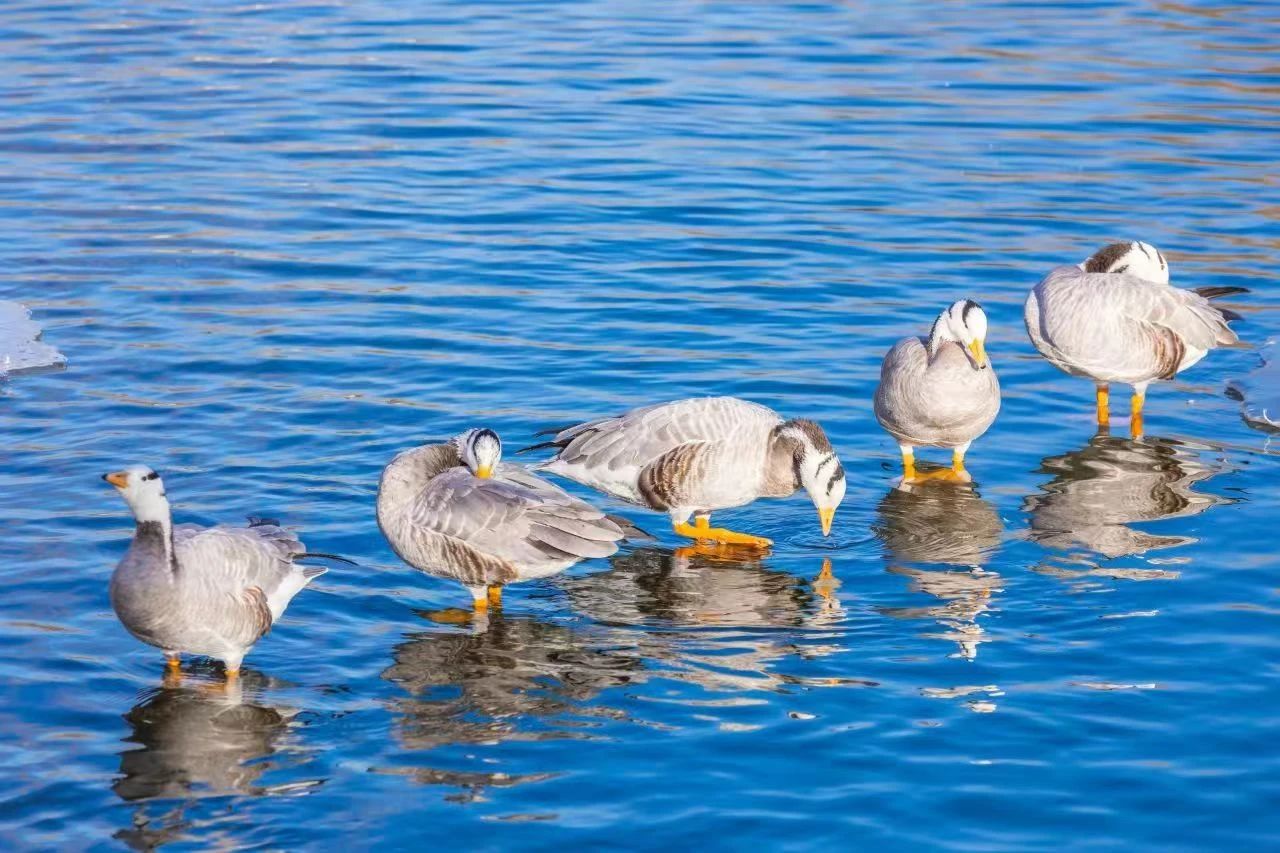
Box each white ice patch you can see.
[0,301,66,379]
[1227,339,1280,432]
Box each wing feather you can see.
[534,397,781,505]
[379,462,625,584]
[1029,266,1238,383]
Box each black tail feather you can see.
[516,440,563,455]
[1195,285,1249,300]
[297,552,358,566]
[534,422,580,437]
[606,513,654,541]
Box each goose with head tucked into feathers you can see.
[874,299,999,484]
[1025,241,1244,437]
[104,466,327,678]
[377,428,635,613]
[523,397,847,548]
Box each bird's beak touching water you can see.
[103,471,129,489]
[968,339,988,369]
[818,507,835,536]
[475,465,493,479]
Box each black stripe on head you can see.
[826,460,845,494]
[961,299,981,324]
[468,428,501,457]
[1114,264,1129,275]
[143,471,160,481]
[1156,249,1166,270]
[1135,241,1151,261]
[1083,242,1131,273]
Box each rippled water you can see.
[3,1,1278,848]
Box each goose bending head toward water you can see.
[874,300,1000,485]
[104,465,326,679]
[524,396,847,548]
[1024,241,1244,437]
[377,429,635,614]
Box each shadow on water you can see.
[1024,432,1227,568]
[112,672,314,850]
[872,483,1005,662]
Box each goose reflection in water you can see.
[873,482,1004,661]
[384,613,640,746]
[564,546,840,629]
[561,547,848,691]
[1025,433,1223,560]
[380,611,643,797]
[113,674,310,849]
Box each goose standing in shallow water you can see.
[523,397,846,548]
[377,428,635,613]
[1025,241,1244,436]
[105,466,326,678]
[874,300,999,484]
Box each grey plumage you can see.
[377,433,628,602]
[874,300,998,482]
[526,397,847,536]
[874,335,1000,449]
[105,465,324,674]
[1025,242,1240,392]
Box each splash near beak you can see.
[103,472,129,488]
[818,507,835,537]
[968,339,988,369]
[475,465,493,479]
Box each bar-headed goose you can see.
[524,397,846,548]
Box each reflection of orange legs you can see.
[1096,383,1110,428]
[813,557,840,604]
[1130,392,1145,439]
[426,608,476,625]
[426,584,494,625]
[162,653,182,685]
[674,515,772,549]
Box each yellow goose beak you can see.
[475,465,494,479]
[968,339,988,369]
[103,471,129,488]
[818,507,835,537]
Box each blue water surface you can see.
[1,1,1278,849]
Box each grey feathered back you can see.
[377,442,627,588]
[110,514,324,668]
[1026,264,1238,384]
[530,397,799,511]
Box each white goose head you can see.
[928,299,989,369]
[453,428,502,479]
[1083,240,1169,285]
[779,419,846,536]
[103,465,170,523]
